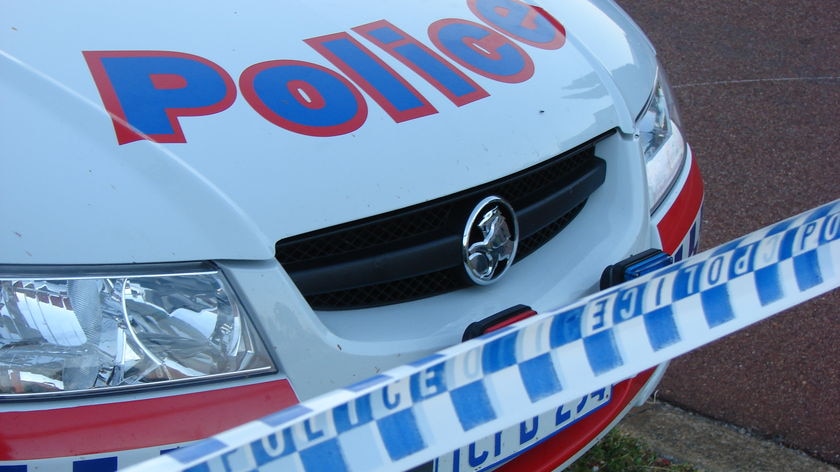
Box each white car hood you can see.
[1,0,656,264]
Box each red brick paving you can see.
[616,0,840,464]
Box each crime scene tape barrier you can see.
[126,199,840,472]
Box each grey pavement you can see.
[617,401,838,472]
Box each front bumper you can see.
[490,151,702,471]
[0,144,703,471]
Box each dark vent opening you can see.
[276,132,611,310]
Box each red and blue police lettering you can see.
[85,1,565,144]
[468,0,566,49]
[354,20,490,107]
[240,60,368,137]
[83,51,236,144]
[428,19,534,83]
[305,33,437,123]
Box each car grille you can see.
[275,133,609,310]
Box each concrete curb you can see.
[617,402,839,472]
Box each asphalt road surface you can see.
[615,0,839,464]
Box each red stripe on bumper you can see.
[0,379,298,460]
[657,157,704,254]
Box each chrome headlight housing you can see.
[0,263,275,399]
[637,68,687,212]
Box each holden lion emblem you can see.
[462,196,519,285]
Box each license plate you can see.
[433,386,612,472]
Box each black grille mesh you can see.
[276,133,609,310]
[303,201,586,309]
[278,205,452,264]
[306,267,464,311]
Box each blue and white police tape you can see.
[126,199,840,472]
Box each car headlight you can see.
[0,263,275,399]
[637,68,686,212]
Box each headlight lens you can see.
[0,263,275,399]
[638,69,686,212]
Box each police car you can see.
[1,0,703,470]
